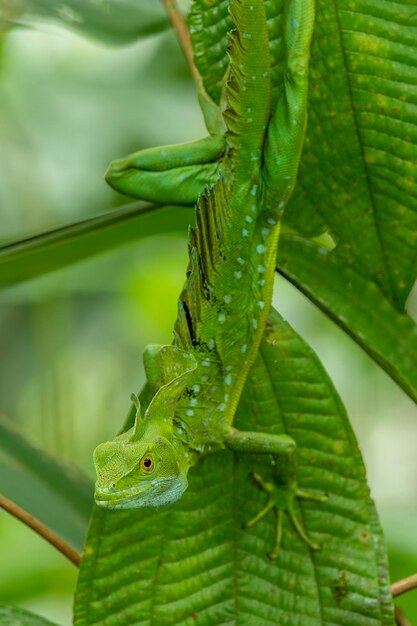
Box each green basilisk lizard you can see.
[93,0,324,559]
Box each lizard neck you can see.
[223,202,281,420]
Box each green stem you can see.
[395,606,412,626]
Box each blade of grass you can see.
[0,202,192,288]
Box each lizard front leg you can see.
[106,88,226,205]
[107,134,225,204]
[225,429,326,559]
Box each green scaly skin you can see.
[94,0,323,560]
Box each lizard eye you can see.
[140,454,154,472]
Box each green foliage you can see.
[0,606,57,625]
[0,203,191,288]
[277,234,417,403]
[2,0,169,44]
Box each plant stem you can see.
[0,494,81,567]
[395,606,412,626]
[391,572,417,598]
[161,0,202,89]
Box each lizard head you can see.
[93,345,196,509]
[93,419,188,509]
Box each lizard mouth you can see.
[94,481,156,509]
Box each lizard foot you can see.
[244,471,326,560]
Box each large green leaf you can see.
[277,234,417,403]
[0,606,57,625]
[3,0,169,44]
[0,413,93,551]
[74,309,394,625]
[0,203,191,289]
[287,0,417,310]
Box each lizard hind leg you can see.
[225,429,326,559]
[246,470,322,560]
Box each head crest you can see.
[132,345,196,436]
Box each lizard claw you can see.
[244,472,326,559]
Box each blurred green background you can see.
[0,4,416,624]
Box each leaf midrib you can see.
[332,0,396,301]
